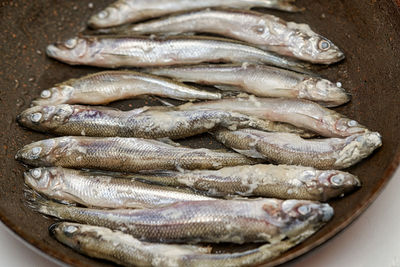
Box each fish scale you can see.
[24,167,214,209]
[26,193,333,244]
[15,136,258,172]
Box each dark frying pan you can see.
[0,0,399,266]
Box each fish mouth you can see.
[48,222,61,237]
[46,44,59,58]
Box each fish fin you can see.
[23,188,53,215]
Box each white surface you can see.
[0,168,399,267]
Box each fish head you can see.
[88,6,125,29]
[15,138,70,166]
[32,85,75,106]
[314,170,361,201]
[50,222,87,250]
[46,37,91,65]
[292,34,344,64]
[24,167,64,193]
[279,200,334,237]
[299,78,350,107]
[17,105,74,132]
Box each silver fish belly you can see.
[17,104,285,139]
[50,222,323,267]
[24,167,214,209]
[88,0,302,29]
[27,192,333,244]
[31,71,221,106]
[15,136,257,172]
[179,96,368,137]
[214,129,382,169]
[146,64,350,107]
[123,9,344,64]
[134,164,361,201]
[46,36,310,73]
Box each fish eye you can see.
[318,39,331,51]
[40,90,51,99]
[297,205,311,215]
[347,120,358,127]
[30,113,42,123]
[64,225,79,237]
[65,38,78,49]
[97,10,109,19]
[330,174,344,186]
[31,147,42,156]
[30,168,42,179]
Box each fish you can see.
[46,35,310,73]
[133,164,361,201]
[178,96,368,138]
[31,71,221,106]
[113,9,344,64]
[88,0,302,29]
[24,167,214,209]
[17,104,292,139]
[50,222,322,267]
[146,64,350,107]
[26,190,333,244]
[213,128,382,170]
[15,136,257,172]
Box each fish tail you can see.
[24,188,61,218]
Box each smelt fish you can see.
[46,36,310,73]
[147,64,350,107]
[25,167,214,209]
[17,104,288,139]
[26,192,333,244]
[119,9,344,64]
[88,0,302,29]
[51,222,323,267]
[31,71,221,106]
[214,128,382,169]
[15,136,257,172]
[179,97,368,137]
[135,164,361,201]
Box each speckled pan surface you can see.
[0,0,399,266]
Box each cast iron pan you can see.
[0,0,399,266]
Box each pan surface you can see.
[0,0,399,266]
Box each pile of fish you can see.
[15,1,382,266]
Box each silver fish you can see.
[146,64,350,107]
[50,222,322,267]
[117,9,344,64]
[24,167,214,209]
[46,36,310,73]
[214,128,382,170]
[88,0,302,29]
[17,104,287,139]
[31,71,221,106]
[134,164,361,201]
[179,96,368,138]
[15,136,257,172]
[26,191,333,244]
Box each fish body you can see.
[88,0,302,29]
[27,192,333,244]
[147,64,349,107]
[15,136,257,172]
[46,36,309,73]
[51,222,323,267]
[17,104,284,139]
[122,9,344,64]
[24,167,214,209]
[135,164,361,201]
[179,97,368,137]
[214,129,382,169]
[31,71,221,106]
